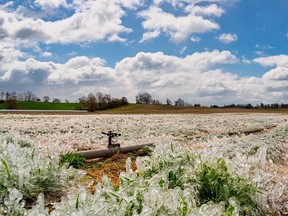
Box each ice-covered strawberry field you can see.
[0,113,287,215]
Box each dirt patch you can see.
[80,149,149,191]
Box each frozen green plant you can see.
[24,142,266,215]
[1,114,287,215]
[194,159,263,215]
[0,157,11,179]
[0,134,84,215]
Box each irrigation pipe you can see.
[76,142,155,159]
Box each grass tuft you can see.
[59,152,86,169]
[195,159,263,215]
[0,157,11,179]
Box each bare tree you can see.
[4,91,18,109]
[5,92,10,100]
[96,92,104,108]
[78,96,86,104]
[152,99,161,105]
[121,97,129,105]
[24,91,35,101]
[101,94,112,109]
[104,94,112,103]
[17,93,24,101]
[43,96,50,102]
[136,92,153,104]
[78,96,87,110]
[174,98,185,106]
[0,91,5,100]
[166,98,172,106]
[86,93,98,112]
[78,94,98,112]
[53,98,61,103]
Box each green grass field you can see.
[0,101,82,110]
[1,102,288,114]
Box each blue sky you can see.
[0,0,287,105]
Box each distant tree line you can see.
[0,91,64,103]
[79,92,129,112]
[215,103,288,109]
[136,92,288,109]
[0,90,129,111]
[0,90,66,109]
[0,91,39,102]
[1,90,288,110]
[136,92,200,107]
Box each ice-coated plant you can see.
[23,142,272,215]
[0,114,287,215]
[194,158,262,215]
[1,113,285,153]
[0,134,84,215]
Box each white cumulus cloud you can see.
[42,51,53,57]
[35,0,68,9]
[254,55,288,82]
[185,4,224,17]
[1,50,288,105]
[190,36,201,42]
[47,56,115,84]
[115,50,239,101]
[254,55,288,67]
[262,67,288,81]
[0,0,142,46]
[139,6,220,43]
[217,33,238,44]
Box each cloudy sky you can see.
[0,0,287,105]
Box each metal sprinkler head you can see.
[102,131,121,148]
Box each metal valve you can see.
[102,131,121,148]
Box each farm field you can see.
[0,113,287,215]
[2,103,288,115]
[0,101,81,111]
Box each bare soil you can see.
[80,150,145,191]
